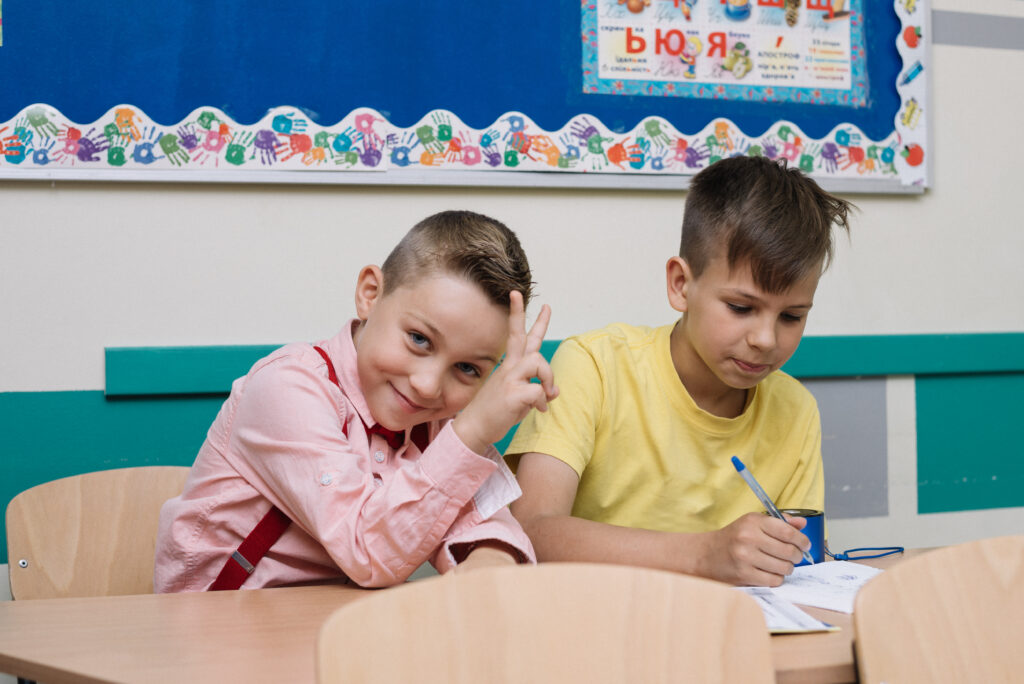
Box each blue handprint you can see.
[332,127,359,154]
[31,138,57,165]
[131,127,166,165]
[389,131,419,168]
[502,115,526,141]
[479,129,500,149]
[272,113,308,135]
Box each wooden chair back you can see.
[317,562,773,684]
[854,535,1024,683]
[5,466,190,599]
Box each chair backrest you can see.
[317,562,773,684]
[5,465,191,599]
[854,535,1024,684]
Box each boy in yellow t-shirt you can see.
[506,156,853,587]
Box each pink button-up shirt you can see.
[154,321,534,592]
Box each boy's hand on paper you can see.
[454,291,559,454]
[697,512,811,587]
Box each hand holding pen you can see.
[732,456,814,565]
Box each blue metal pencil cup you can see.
[780,509,825,566]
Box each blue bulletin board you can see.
[0,0,929,189]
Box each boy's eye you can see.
[408,331,430,348]
[726,303,751,314]
[781,312,805,323]
[455,362,481,378]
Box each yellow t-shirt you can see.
[506,323,823,533]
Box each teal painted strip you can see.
[106,334,1024,396]
[916,373,1024,514]
[0,390,224,565]
[106,345,279,395]
[783,333,1024,378]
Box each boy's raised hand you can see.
[453,291,559,455]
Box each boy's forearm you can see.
[522,513,711,578]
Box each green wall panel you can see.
[0,391,225,564]
[916,372,1024,513]
[6,335,1024,565]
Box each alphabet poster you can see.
[585,0,867,106]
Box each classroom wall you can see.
[2,4,1022,579]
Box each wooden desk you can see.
[771,551,923,684]
[0,555,919,684]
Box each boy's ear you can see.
[665,256,693,313]
[354,265,385,320]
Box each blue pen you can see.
[731,456,814,565]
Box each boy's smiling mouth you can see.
[389,383,429,413]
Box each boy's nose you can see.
[748,319,777,351]
[409,367,443,401]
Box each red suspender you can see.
[208,505,291,591]
[208,345,343,591]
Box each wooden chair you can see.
[854,535,1024,684]
[317,562,773,684]
[5,466,190,599]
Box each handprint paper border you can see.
[0,102,923,186]
[0,2,926,187]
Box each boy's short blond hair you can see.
[382,210,534,309]
[680,156,853,293]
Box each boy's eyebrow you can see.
[725,288,814,309]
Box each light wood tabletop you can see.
[0,554,920,684]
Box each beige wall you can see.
[1,16,1022,555]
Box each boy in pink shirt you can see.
[155,210,557,591]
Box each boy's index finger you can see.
[504,290,527,364]
[524,303,551,355]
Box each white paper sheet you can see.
[738,587,838,633]
[769,560,882,613]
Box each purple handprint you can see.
[820,142,841,173]
[481,145,502,167]
[75,128,110,162]
[570,117,599,146]
[253,129,283,165]
[358,137,382,168]
[684,144,710,169]
[177,125,201,151]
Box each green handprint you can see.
[643,119,671,147]
[415,125,444,153]
[747,145,763,157]
[197,111,218,130]
[504,150,520,168]
[798,153,815,174]
[313,131,331,148]
[431,112,453,142]
[26,106,59,138]
[108,146,127,167]
[159,134,190,166]
[586,134,611,155]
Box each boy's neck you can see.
[669,320,749,419]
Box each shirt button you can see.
[374,451,385,463]
[319,474,333,486]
